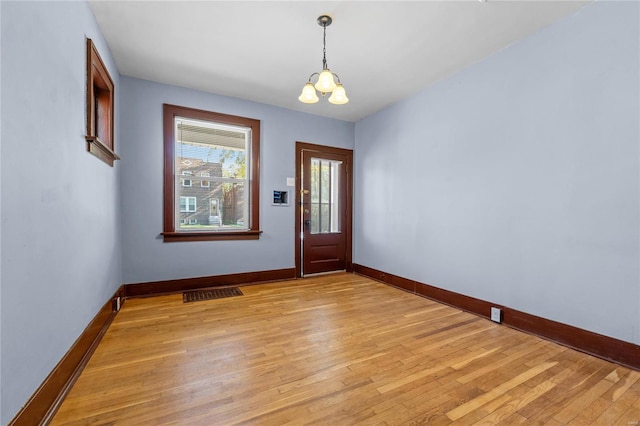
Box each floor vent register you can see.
[183,287,243,303]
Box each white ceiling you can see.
[88,0,589,122]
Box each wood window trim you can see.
[86,38,118,166]
[162,104,261,242]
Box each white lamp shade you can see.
[328,83,349,105]
[314,69,337,93]
[298,82,319,104]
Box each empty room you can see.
[1,0,639,424]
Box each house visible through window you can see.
[163,104,261,242]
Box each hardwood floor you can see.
[51,273,640,425]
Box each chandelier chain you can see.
[322,24,328,70]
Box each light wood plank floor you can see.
[51,273,640,425]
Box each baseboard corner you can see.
[8,287,122,425]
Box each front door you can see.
[296,142,353,277]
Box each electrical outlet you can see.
[114,296,121,312]
[490,307,502,323]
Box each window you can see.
[310,158,342,234]
[180,196,197,212]
[201,172,211,188]
[182,171,193,187]
[163,104,261,242]
[85,38,119,166]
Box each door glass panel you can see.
[310,157,341,234]
[320,161,330,204]
[320,204,330,233]
[310,203,319,234]
[311,159,320,204]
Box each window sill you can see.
[162,230,262,242]
[86,136,120,166]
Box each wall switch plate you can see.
[490,307,502,323]
[286,177,295,187]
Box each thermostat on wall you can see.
[272,190,289,206]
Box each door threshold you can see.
[302,270,347,278]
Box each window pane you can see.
[175,117,250,231]
[320,161,330,204]
[330,162,340,233]
[221,182,247,228]
[310,158,342,234]
[310,203,319,234]
[311,158,319,204]
[320,204,330,233]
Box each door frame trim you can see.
[295,142,353,278]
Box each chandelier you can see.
[298,15,349,105]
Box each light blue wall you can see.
[1,0,638,422]
[354,1,640,344]
[0,1,122,423]
[119,77,354,284]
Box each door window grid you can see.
[310,158,341,234]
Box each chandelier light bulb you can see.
[298,82,319,104]
[315,69,337,93]
[328,83,348,105]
